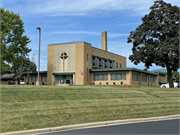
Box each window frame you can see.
[132,73,139,81]
[93,74,108,81]
[150,76,155,83]
[111,73,126,81]
[141,75,147,82]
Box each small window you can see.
[132,74,138,81]
[141,75,147,82]
[29,76,32,82]
[119,63,121,68]
[41,75,47,82]
[116,63,118,68]
[150,76,155,83]
[93,74,108,81]
[55,75,60,82]
[111,73,126,80]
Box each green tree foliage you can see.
[127,0,179,88]
[1,8,31,75]
[1,61,11,74]
[143,68,148,71]
[13,57,36,81]
[172,71,179,82]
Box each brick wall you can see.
[91,47,126,68]
[47,45,53,85]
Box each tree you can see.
[172,71,179,82]
[1,8,31,75]
[127,0,179,88]
[13,57,37,81]
[143,68,148,71]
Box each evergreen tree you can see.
[13,57,36,81]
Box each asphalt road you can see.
[39,119,179,135]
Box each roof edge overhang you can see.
[21,71,47,75]
[89,68,158,76]
[52,72,75,75]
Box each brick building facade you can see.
[23,31,168,86]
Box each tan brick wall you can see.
[24,74,47,85]
[84,42,92,84]
[131,71,156,86]
[91,47,126,68]
[131,71,140,85]
[1,82,8,85]
[75,42,85,85]
[47,45,53,85]
[159,75,166,83]
[101,31,107,51]
[90,71,130,85]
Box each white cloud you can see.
[51,31,128,38]
[1,0,179,17]
[52,31,100,35]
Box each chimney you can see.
[101,31,107,51]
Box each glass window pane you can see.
[99,74,102,80]
[117,74,121,80]
[55,76,60,82]
[122,73,126,80]
[111,74,116,80]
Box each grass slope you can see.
[1,85,179,133]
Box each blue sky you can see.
[1,0,179,71]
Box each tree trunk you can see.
[167,67,174,88]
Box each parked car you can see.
[20,81,25,85]
[160,83,179,88]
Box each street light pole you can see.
[36,27,41,85]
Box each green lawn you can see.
[1,85,179,133]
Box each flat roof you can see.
[48,41,126,58]
[21,71,47,75]
[89,67,158,76]
[52,72,75,75]
[48,41,91,46]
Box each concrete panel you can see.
[53,43,75,73]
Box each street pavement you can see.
[38,118,179,135]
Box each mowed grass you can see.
[1,85,179,133]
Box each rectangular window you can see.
[87,54,88,82]
[150,76,155,83]
[132,73,139,81]
[119,63,121,68]
[55,75,60,82]
[93,74,108,81]
[41,75,47,82]
[30,76,37,82]
[111,73,126,80]
[29,76,32,82]
[116,63,118,68]
[141,75,147,82]
[110,62,113,68]
[105,60,107,68]
[111,73,116,80]
[99,58,102,68]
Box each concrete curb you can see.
[2,114,180,135]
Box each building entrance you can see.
[53,73,74,85]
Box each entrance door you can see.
[63,76,66,84]
[66,75,73,84]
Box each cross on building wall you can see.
[60,51,68,73]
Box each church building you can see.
[22,31,168,86]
